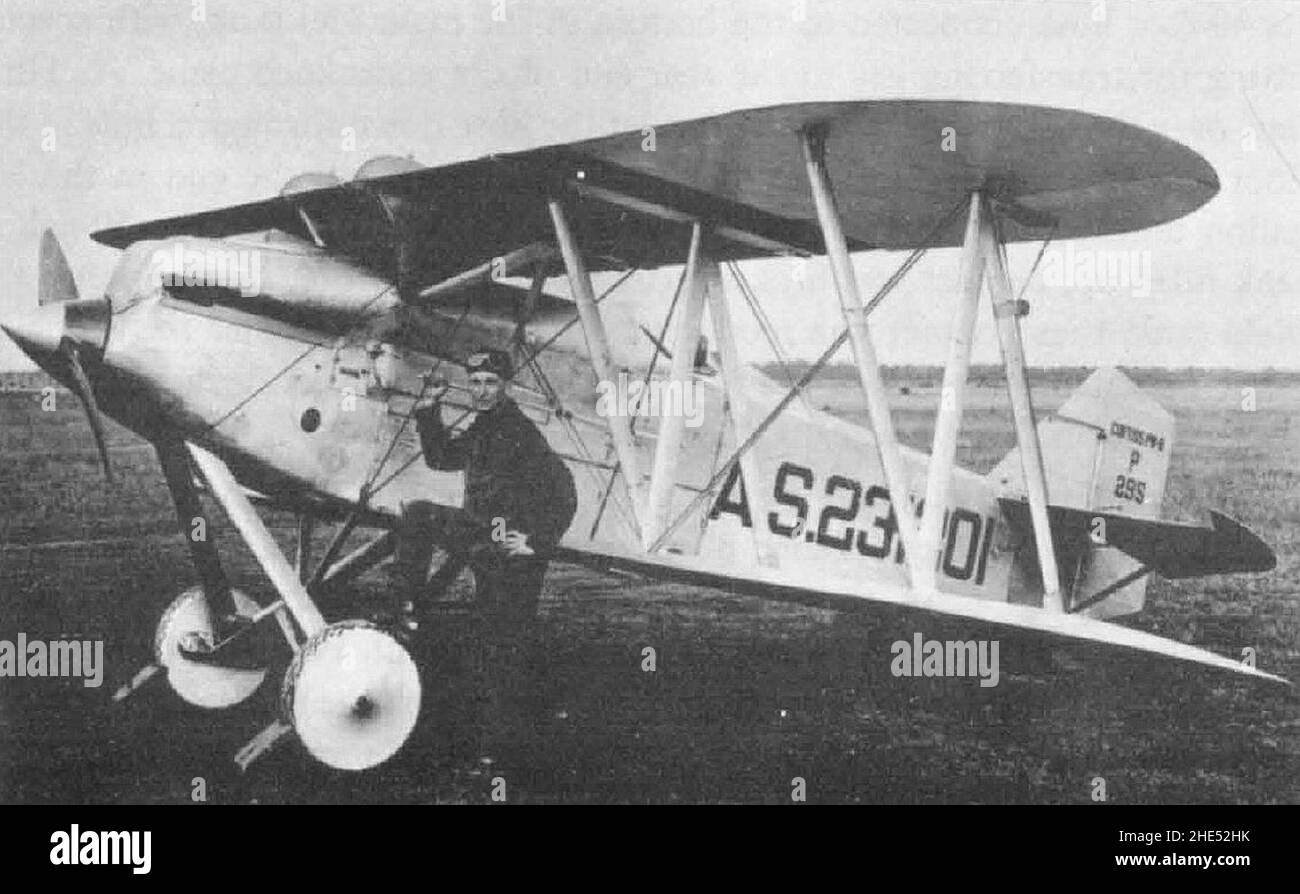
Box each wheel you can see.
[281,620,422,771]
[155,586,268,709]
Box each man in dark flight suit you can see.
[394,347,577,761]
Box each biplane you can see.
[2,100,1285,773]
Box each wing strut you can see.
[916,195,987,592]
[416,242,555,305]
[547,196,648,538]
[701,251,766,560]
[187,443,328,637]
[800,128,923,587]
[981,206,1065,611]
[644,222,706,547]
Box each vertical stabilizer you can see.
[989,368,1175,618]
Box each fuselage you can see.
[13,234,1023,609]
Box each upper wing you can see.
[91,100,1219,292]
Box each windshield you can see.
[104,241,167,314]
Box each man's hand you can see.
[501,530,535,557]
[413,374,449,413]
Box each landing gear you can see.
[154,586,268,709]
[119,438,423,773]
[281,621,421,771]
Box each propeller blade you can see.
[39,229,79,306]
[60,340,113,483]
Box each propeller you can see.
[60,338,113,483]
[39,228,79,305]
[34,230,113,482]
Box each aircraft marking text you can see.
[710,462,995,585]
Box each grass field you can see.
[1,375,1297,804]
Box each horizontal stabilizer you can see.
[998,499,1276,580]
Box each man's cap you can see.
[465,348,513,379]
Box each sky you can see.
[2,0,1298,370]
